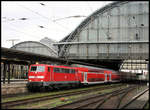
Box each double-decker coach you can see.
[76,67,120,85]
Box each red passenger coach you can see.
[27,64,120,91]
[76,67,120,85]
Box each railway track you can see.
[2,92,32,99]
[120,88,149,109]
[51,85,148,109]
[1,84,124,109]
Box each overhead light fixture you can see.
[38,25,44,28]
[40,3,45,6]
[19,18,28,20]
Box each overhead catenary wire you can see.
[3,23,43,39]
[2,16,71,43]
[3,3,52,30]
[2,3,51,30]
[2,12,52,40]
[2,15,52,33]
[2,16,55,40]
[17,3,70,31]
[10,3,87,42]
[53,15,87,22]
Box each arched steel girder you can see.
[59,1,129,57]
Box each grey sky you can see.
[2,1,112,48]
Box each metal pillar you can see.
[8,63,10,84]
[26,65,28,78]
[3,62,6,84]
[21,65,23,79]
[12,65,14,79]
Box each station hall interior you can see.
[1,1,149,83]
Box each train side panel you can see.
[52,67,79,83]
[53,72,78,82]
[87,72,105,84]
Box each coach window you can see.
[48,67,51,72]
[64,69,67,73]
[68,69,70,73]
[60,68,64,73]
[58,68,61,73]
[65,69,67,73]
[57,68,61,73]
[69,69,72,73]
[61,68,65,73]
[54,68,56,72]
[54,68,59,73]
[71,69,75,73]
[66,69,69,73]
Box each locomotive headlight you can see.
[37,76,44,78]
[29,76,35,78]
[41,80,43,82]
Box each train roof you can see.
[71,64,117,72]
[30,64,77,69]
[30,64,118,72]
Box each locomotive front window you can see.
[30,66,45,72]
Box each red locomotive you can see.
[27,64,120,91]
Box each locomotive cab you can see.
[27,64,51,89]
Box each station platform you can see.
[1,80,28,96]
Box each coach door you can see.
[81,72,84,82]
[84,72,87,83]
[105,74,107,82]
[51,67,54,81]
[48,67,51,81]
[109,74,112,81]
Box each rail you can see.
[51,85,148,109]
[51,85,137,109]
[2,84,123,109]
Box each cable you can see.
[17,3,70,31]
[18,4,50,20]
[2,16,51,32]
[3,23,43,39]
[53,15,86,22]
[2,16,54,39]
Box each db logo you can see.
[64,76,67,79]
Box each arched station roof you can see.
[11,41,58,57]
